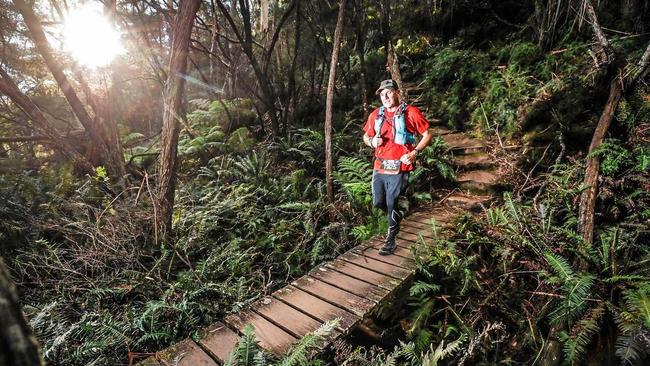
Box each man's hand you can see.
[400,151,416,165]
[399,154,411,165]
[371,136,384,148]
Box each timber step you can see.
[453,152,493,170]
[457,170,506,194]
[442,133,486,154]
[442,193,494,212]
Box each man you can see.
[362,79,434,255]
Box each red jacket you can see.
[363,105,430,173]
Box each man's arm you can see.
[401,127,434,164]
[414,128,434,152]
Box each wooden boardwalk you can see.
[139,208,461,365]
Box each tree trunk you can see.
[0,257,43,366]
[324,0,346,203]
[380,0,404,97]
[156,0,201,242]
[387,44,405,99]
[285,1,301,135]
[354,0,369,121]
[12,0,124,178]
[577,78,622,245]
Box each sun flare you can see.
[62,4,124,68]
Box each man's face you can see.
[379,89,399,109]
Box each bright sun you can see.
[62,4,124,68]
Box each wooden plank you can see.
[407,213,453,226]
[273,286,360,332]
[196,322,241,364]
[225,311,297,356]
[398,231,436,245]
[139,339,218,366]
[358,239,414,259]
[253,296,324,338]
[326,259,401,291]
[402,218,449,231]
[338,252,412,280]
[354,245,416,270]
[308,265,389,302]
[401,225,437,240]
[362,236,410,250]
[362,238,416,254]
[292,276,375,317]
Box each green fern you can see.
[549,273,595,326]
[559,306,603,365]
[409,281,441,297]
[420,334,466,366]
[333,157,373,207]
[225,325,264,366]
[615,331,649,365]
[277,319,338,366]
[544,251,575,282]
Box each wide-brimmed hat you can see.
[375,79,399,95]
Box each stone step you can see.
[442,133,485,154]
[453,152,494,170]
[442,193,493,212]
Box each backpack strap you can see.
[373,106,385,138]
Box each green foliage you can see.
[414,135,455,183]
[469,64,534,138]
[187,98,256,130]
[333,156,373,208]
[423,45,489,129]
[589,139,631,177]
[225,325,267,366]
[508,42,542,66]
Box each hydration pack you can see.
[374,102,415,145]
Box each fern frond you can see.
[278,319,338,366]
[561,306,603,364]
[544,251,575,281]
[409,281,441,297]
[615,330,649,365]
[549,273,595,326]
[225,324,260,366]
[421,334,466,366]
